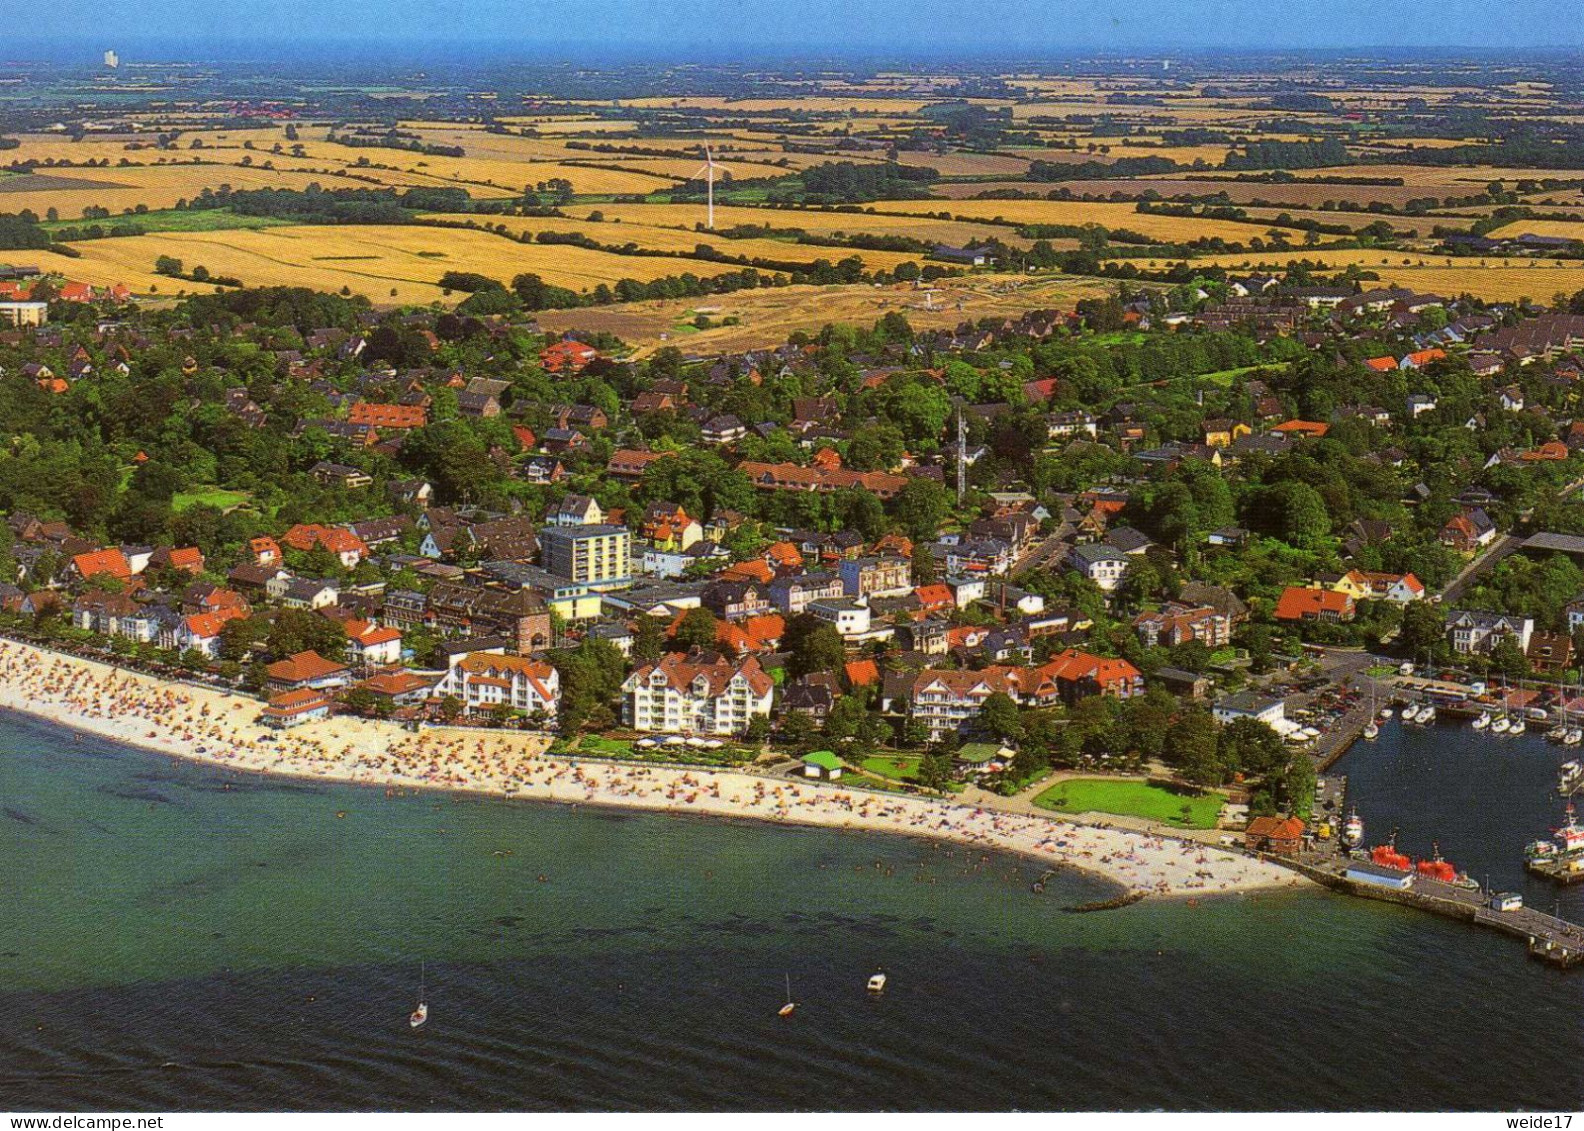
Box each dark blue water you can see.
[1335,715,1584,921]
[1,711,1580,1111]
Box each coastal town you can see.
[5,12,1584,1119]
[4,251,1584,914]
[0,50,1583,922]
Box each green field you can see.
[860,754,921,781]
[1033,778,1223,829]
[172,486,251,512]
[1198,361,1292,387]
[46,209,292,237]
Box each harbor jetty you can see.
[1286,850,1584,968]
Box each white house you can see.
[434,652,560,718]
[1069,543,1130,592]
[807,596,891,642]
[621,650,773,735]
[1212,692,1287,729]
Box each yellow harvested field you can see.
[0,164,383,218]
[233,132,678,195]
[1190,163,1584,188]
[1115,248,1584,302]
[570,156,783,182]
[865,199,1264,242]
[8,224,824,306]
[559,202,1033,248]
[617,96,934,114]
[894,152,1032,177]
[419,214,926,271]
[535,273,1116,355]
[1486,219,1584,241]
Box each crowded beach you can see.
[0,639,1307,898]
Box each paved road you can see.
[1012,529,1069,573]
[1440,533,1521,603]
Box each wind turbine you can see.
[690,145,716,230]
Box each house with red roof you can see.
[434,652,560,717]
[261,687,334,729]
[347,401,428,431]
[844,659,880,689]
[540,340,599,374]
[1399,347,1447,370]
[250,536,284,567]
[281,524,369,567]
[621,650,774,735]
[1274,586,1356,623]
[342,617,404,669]
[1271,419,1330,438]
[265,650,352,692]
[1245,815,1306,855]
[70,548,133,583]
[178,607,247,658]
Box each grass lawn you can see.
[1197,361,1291,387]
[860,754,921,781]
[172,486,251,512]
[1033,778,1223,829]
[46,208,292,237]
[579,735,634,756]
[856,753,966,792]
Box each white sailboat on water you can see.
[409,961,428,1029]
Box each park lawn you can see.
[861,754,922,781]
[856,753,966,792]
[579,735,634,756]
[1033,778,1223,829]
[172,486,251,512]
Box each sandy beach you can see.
[0,638,1308,898]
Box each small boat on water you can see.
[1526,803,1584,883]
[1363,720,1380,740]
[1378,707,1393,721]
[1418,705,1436,725]
[867,971,887,994]
[1566,728,1582,747]
[1342,808,1364,849]
[778,974,797,1017]
[1510,718,1526,737]
[1560,761,1583,795]
[1472,712,1491,730]
[1492,715,1511,735]
[409,962,428,1029]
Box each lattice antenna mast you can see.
[956,407,967,504]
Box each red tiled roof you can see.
[348,401,427,429]
[1247,815,1305,840]
[1274,586,1353,620]
[266,650,349,683]
[72,548,132,581]
[1271,419,1330,437]
[845,659,879,687]
[184,608,246,639]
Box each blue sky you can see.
[8,0,1583,58]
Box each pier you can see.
[1286,852,1584,968]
